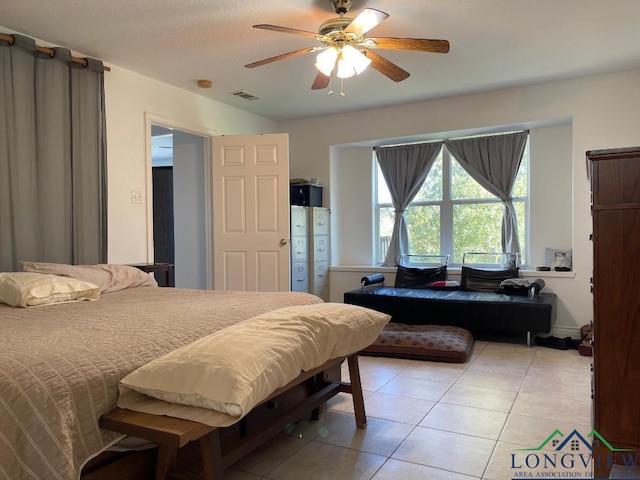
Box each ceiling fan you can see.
[245,0,450,93]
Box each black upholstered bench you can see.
[345,287,557,346]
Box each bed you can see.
[0,266,370,480]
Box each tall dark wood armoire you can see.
[588,147,640,478]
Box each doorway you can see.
[150,124,209,289]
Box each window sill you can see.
[330,265,576,279]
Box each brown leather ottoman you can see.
[361,323,474,363]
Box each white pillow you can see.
[118,303,390,426]
[19,261,158,293]
[0,272,100,307]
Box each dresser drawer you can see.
[291,262,309,292]
[313,262,329,288]
[314,286,329,301]
[312,208,329,235]
[312,235,329,262]
[291,206,307,237]
[291,236,308,262]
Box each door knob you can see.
[280,238,288,246]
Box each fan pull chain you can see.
[327,75,334,95]
[340,77,346,96]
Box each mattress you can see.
[0,287,321,480]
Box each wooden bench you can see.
[100,354,366,480]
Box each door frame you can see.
[144,112,217,288]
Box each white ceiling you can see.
[2,0,640,122]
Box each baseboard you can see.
[549,325,581,338]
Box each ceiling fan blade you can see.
[365,50,410,82]
[253,24,319,39]
[245,47,318,68]
[343,8,389,37]
[369,37,450,53]
[311,72,331,90]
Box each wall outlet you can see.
[131,190,144,204]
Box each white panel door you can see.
[212,134,290,291]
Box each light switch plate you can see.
[131,190,144,204]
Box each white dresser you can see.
[290,206,330,301]
[308,207,330,300]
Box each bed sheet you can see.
[0,287,321,480]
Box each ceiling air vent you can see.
[230,90,261,101]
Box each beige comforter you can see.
[0,287,321,480]
[118,303,389,427]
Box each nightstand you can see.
[129,263,175,287]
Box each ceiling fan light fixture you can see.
[341,45,371,75]
[336,57,355,79]
[248,5,450,91]
[315,47,338,76]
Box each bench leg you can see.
[310,406,321,421]
[200,430,225,480]
[347,355,367,429]
[155,444,177,480]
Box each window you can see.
[375,139,529,266]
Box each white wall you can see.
[280,68,640,336]
[529,124,573,268]
[328,124,573,269]
[102,65,640,335]
[330,146,375,265]
[105,66,278,264]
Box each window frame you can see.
[374,140,530,267]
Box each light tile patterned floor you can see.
[226,340,596,480]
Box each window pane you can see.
[452,203,503,263]
[451,158,495,200]
[413,154,442,202]
[377,154,442,204]
[515,200,526,266]
[378,207,394,263]
[377,165,392,204]
[405,205,441,255]
[512,144,528,198]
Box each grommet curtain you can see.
[375,142,443,266]
[445,131,528,255]
[0,34,107,271]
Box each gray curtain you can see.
[375,142,443,266]
[445,131,528,255]
[0,34,107,272]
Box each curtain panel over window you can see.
[374,142,443,266]
[0,34,107,272]
[445,131,528,256]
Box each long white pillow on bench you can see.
[118,303,389,427]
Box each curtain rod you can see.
[0,33,111,72]
[377,130,529,149]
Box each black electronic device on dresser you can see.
[290,184,323,207]
[587,146,640,479]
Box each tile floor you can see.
[225,340,598,480]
